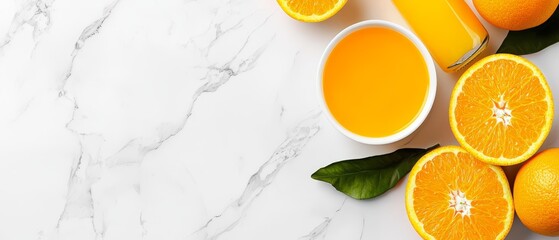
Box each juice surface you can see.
[393,0,487,71]
[323,27,429,138]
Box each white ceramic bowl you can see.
[317,20,437,145]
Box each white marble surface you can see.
[0,0,558,239]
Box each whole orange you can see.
[514,148,559,236]
[473,0,559,30]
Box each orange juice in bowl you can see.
[318,20,437,145]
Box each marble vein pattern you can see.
[0,0,330,239]
[0,0,54,50]
[58,0,121,92]
[194,112,320,239]
[299,199,345,240]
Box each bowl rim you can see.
[317,19,437,145]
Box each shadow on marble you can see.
[318,0,367,29]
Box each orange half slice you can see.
[449,54,554,166]
[276,0,348,22]
[406,146,514,239]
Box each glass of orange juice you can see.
[318,20,437,145]
[393,0,488,72]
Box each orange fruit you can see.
[473,0,559,30]
[514,148,559,236]
[449,54,554,166]
[406,146,514,240]
[276,0,348,22]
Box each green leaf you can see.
[311,144,439,200]
[497,7,559,55]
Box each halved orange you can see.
[406,146,514,240]
[276,0,348,22]
[449,54,554,166]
